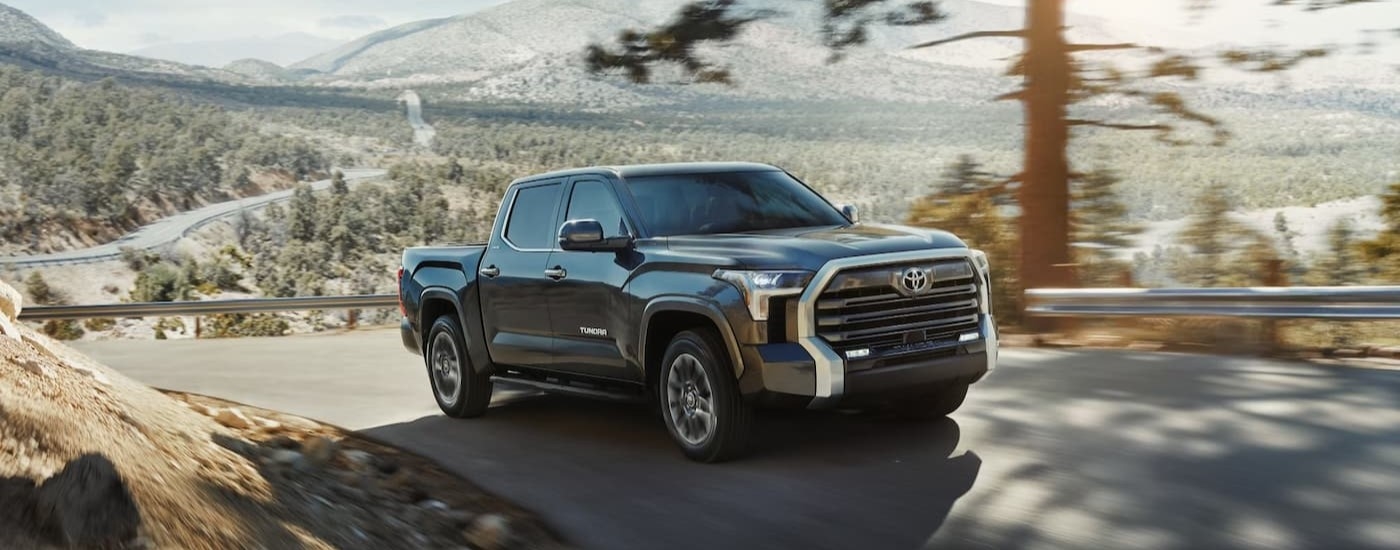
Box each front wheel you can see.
[659,329,753,462]
[425,315,493,418]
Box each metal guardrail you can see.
[18,295,398,321]
[18,286,1400,323]
[1026,286,1400,320]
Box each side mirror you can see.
[839,204,860,224]
[559,219,632,251]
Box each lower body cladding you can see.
[738,313,998,409]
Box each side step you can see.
[492,373,649,405]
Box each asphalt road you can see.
[0,168,386,268]
[74,330,1400,549]
[397,90,435,148]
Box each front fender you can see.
[641,296,746,379]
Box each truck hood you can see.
[663,224,967,271]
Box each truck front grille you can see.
[815,258,981,356]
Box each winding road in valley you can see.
[74,330,1400,550]
[1,169,385,268]
[397,90,435,148]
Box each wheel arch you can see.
[419,287,491,375]
[641,297,745,391]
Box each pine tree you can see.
[331,170,349,196]
[1174,184,1244,287]
[937,155,995,196]
[287,184,318,242]
[907,156,1020,322]
[584,0,1386,321]
[1072,168,1139,285]
[1360,181,1400,278]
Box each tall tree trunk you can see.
[1020,0,1074,328]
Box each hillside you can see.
[132,32,341,68]
[0,2,242,83]
[287,0,1396,105]
[0,2,71,48]
[0,279,564,549]
[0,65,330,256]
[288,0,1125,105]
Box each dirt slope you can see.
[0,279,566,549]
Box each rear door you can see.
[478,179,564,368]
[545,176,640,381]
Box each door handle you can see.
[479,265,500,278]
[544,266,568,280]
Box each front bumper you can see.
[738,313,998,409]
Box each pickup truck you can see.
[398,162,997,462]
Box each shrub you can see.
[42,320,84,340]
[204,313,290,338]
[25,271,54,305]
[83,317,117,331]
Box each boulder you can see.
[463,514,511,550]
[214,408,252,430]
[302,436,338,467]
[32,453,142,547]
[0,279,20,340]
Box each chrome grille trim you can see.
[796,248,989,409]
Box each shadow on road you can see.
[936,349,1400,549]
[362,394,981,550]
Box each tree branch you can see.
[907,29,1025,50]
[1068,43,1140,52]
[1066,119,1171,132]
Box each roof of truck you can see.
[511,162,781,185]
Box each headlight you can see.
[713,269,813,321]
[969,249,990,274]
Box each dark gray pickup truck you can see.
[398,162,998,462]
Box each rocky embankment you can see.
[0,279,566,549]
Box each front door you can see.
[545,177,640,381]
[477,179,563,368]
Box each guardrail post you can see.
[1261,259,1285,354]
[194,316,202,339]
[347,309,359,331]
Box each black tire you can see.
[659,329,753,462]
[425,315,492,418]
[895,383,970,420]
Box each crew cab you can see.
[398,162,997,462]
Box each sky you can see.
[7,0,1398,54]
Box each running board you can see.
[492,373,648,404]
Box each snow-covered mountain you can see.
[0,2,71,49]
[0,2,242,82]
[288,0,1395,106]
[285,0,1133,105]
[131,32,341,68]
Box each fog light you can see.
[959,332,979,343]
[845,348,871,359]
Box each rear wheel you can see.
[426,315,492,418]
[659,329,753,462]
[894,383,969,420]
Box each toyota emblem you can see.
[900,267,929,295]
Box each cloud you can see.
[73,11,107,27]
[318,14,387,30]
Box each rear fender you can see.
[419,287,494,376]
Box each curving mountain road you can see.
[73,331,1400,550]
[397,91,435,148]
[1,169,385,268]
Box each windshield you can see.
[624,171,850,237]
